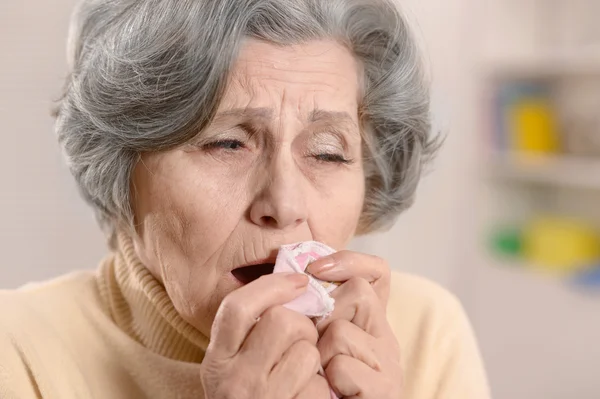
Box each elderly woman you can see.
[0,0,489,398]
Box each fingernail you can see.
[287,273,309,288]
[307,259,336,274]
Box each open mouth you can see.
[231,263,276,285]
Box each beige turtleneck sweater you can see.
[0,235,490,398]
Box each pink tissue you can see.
[274,241,340,399]
[273,241,338,317]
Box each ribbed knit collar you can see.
[96,232,209,363]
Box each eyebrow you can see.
[308,109,357,127]
[213,107,357,128]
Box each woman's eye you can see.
[203,139,245,151]
[313,153,352,164]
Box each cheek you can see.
[160,171,249,258]
[133,155,250,333]
[311,171,365,246]
[133,152,249,271]
[156,152,247,218]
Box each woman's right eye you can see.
[203,139,245,151]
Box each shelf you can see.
[488,152,600,190]
[483,51,600,80]
[484,255,600,284]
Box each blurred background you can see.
[1,0,599,397]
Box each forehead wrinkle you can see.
[234,60,353,92]
[243,62,348,79]
[216,54,360,134]
[213,107,273,122]
[246,76,344,92]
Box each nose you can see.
[249,156,308,231]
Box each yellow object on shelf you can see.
[509,98,560,154]
[523,216,600,274]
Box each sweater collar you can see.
[96,232,209,363]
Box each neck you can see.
[96,232,209,363]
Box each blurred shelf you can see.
[486,256,600,284]
[488,152,600,190]
[483,256,568,285]
[483,51,600,80]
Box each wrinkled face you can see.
[131,39,365,336]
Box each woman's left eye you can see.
[203,139,245,151]
[313,153,352,164]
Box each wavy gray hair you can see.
[55,0,438,246]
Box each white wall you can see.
[0,0,106,289]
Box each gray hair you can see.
[55,0,438,246]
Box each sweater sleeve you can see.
[431,300,491,399]
[386,273,491,399]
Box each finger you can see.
[316,278,396,343]
[294,374,332,399]
[318,319,386,371]
[208,272,308,359]
[326,354,397,399]
[270,340,321,398]
[240,305,318,370]
[306,251,390,305]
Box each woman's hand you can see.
[308,252,403,398]
[200,272,331,399]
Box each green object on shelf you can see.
[490,227,523,258]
